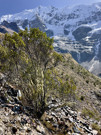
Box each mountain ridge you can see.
[1,2,101,76]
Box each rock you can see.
[27,119,32,124]
[17,90,22,100]
[36,125,45,134]
[0,127,4,135]
[68,117,74,123]
[82,122,89,129]
[21,118,27,125]
[92,130,98,135]
[7,87,18,97]
[72,133,81,135]
[16,116,21,122]
[0,96,7,103]
[53,123,58,129]
[14,97,22,105]
[83,127,91,133]
[32,122,37,128]
[73,126,81,134]
[11,127,17,134]
[61,111,66,116]
[51,112,56,117]
[94,91,101,101]
[69,110,75,115]
[55,108,61,112]
[0,73,6,86]
[58,120,66,128]
[12,105,23,114]
[89,126,92,131]
[26,128,31,133]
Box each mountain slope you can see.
[54,53,101,115]
[0,53,101,135]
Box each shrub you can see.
[0,28,62,116]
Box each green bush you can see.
[0,28,63,116]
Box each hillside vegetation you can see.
[0,29,101,120]
[55,53,101,117]
[0,28,77,116]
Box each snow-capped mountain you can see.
[1,3,101,76]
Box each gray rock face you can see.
[22,19,29,29]
[72,26,92,41]
[29,15,46,32]
[0,26,7,33]
[94,90,101,101]
[64,29,70,35]
[46,29,54,37]
[1,21,19,32]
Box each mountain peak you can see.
[1,2,101,75]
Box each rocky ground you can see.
[0,79,51,135]
[0,73,101,135]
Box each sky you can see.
[0,0,101,17]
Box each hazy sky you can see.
[0,0,101,17]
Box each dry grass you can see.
[53,53,101,120]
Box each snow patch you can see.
[77,52,81,63]
[95,40,100,59]
[89,28,101,34]
[89,59,100,72]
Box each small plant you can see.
[92,123,100,131]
